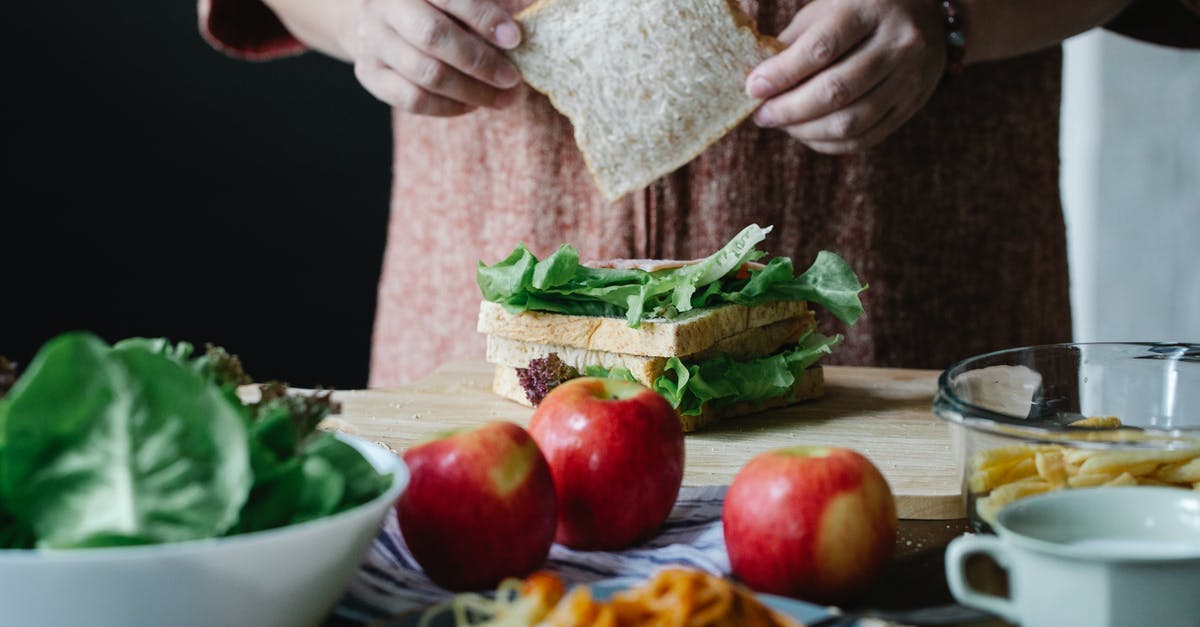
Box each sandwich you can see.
[506,0,782,200]
[476,224,865,432]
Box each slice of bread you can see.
[486,315,814,387]
[477,300,811,357]
[508,0,782,200]
[490,363,825,432]
[489,335,666,387]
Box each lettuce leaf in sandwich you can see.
[477,224,866,327]
[477,224,866,418]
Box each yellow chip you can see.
[1068,415,1123,429]
[1120,462,1159,477]
[968,442,1199,520]
[968,470,993,494]
[1035,449,1069,486]
[989,477,1055,506]
[1103,472,1138,487]
[1078,449,1198,474]
[1000,458,1038,484]
[969,455,1032,493]
[1063,448,1099,467]
[1068,473,1118,488]
[974,479,1056,525]
[1153,458,1200,484]
[972,445,1036,471]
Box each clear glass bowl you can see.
[933,342,1200,529]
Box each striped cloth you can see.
[335,485,730,621]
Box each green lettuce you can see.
[652,331,841,416]
[0,333,390,549]
[477,224,866,327]
[581,332,840,417]
[0,333,251,548]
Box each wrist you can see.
[334,0,366,63]
[260,0,359,62]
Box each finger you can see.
[782,72,912,148]
[780,72,906,144]
[747,7,874,99]
[389,1,521,90]
[355,59,477,116]
[426,0,521,49]
[799,107,897,154]
[752,35,894,128]
[777,2,820,46]
[355,14,512,109]
[378,43,515,108]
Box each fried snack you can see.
[1156,458,1200,484]
[607,568,795,627]
[974,477,1055,524]
[1078,450,1196,474]
[1067,415,1123,429]
[412,572,565,627]
[424,569,798,627]
[541,587,618,627]
[1033,448,1069,486]
[968,417,1200,524]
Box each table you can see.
[325,361,1005,625]
[330,360,964,520]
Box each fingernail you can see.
[747,74,773,98]
[496,63,520,87]
[495,22,521,49]
[753,105,774,127]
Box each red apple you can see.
[395,421,557,591]
[723,446,897,604]
[528,377,684,550]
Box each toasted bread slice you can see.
[491,364,824,432]
[486,315,813,387]
[489,336,665,388]
[478,300,811,358]
[508,0,782,200]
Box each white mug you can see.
[945,487,1200,627]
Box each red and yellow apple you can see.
[528,377,684,550]
[395,421,557,591]
[723,446,897,604]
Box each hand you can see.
[746,0,946,153]
[350,0,523,116]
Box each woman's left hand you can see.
[747,0,948,154]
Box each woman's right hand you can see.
[350,0,523,116]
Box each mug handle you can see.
[944,534,1018,623]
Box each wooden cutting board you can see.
[329,360,964,520]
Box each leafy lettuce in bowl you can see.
[0,333,407,626]
[0,333,394,549]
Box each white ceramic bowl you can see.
[0,434,408,627]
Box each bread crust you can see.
[721,0,786,54]
[477,300,811,357]
[486,314,814,386]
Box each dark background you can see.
[4,3,391,388]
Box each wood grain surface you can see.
[326,360,965,520]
